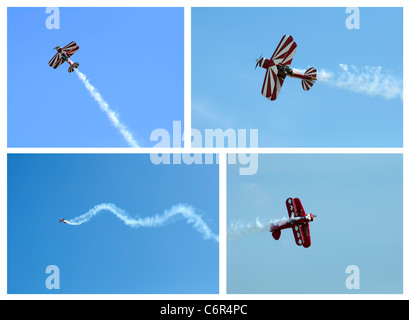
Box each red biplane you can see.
[59,219,66,224]
[48,41,80,73]
[269,198,316,248]
[255,35,317,101]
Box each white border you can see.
[1,0,407,301]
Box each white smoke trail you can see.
[75,70,140,147]
[65,203,219,242]
[316,64,402,100]
[227,216,289,240]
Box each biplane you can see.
[255,35,317,101]
[269,198,316,248]
[59,219,66,224]
[48,41,80,73]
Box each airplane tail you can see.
[68,62,79,73]
[302,67,317,91]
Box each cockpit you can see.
[277,64,293,75]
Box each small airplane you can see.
[255,35,317,101]
[48,41,80,73]
[59,219,66,224]
[269,197,316,248]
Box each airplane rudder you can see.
[304,67,317,80]
[302,79,314,91]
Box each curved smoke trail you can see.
[75,70,140,147]
[65,203,219,242]
[227,217,289,240]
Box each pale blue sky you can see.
[8,154,219,294]
[8,7,184,147]
[227,154,402,293]
[192,7,403,147]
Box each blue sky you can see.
[227,154,402,293]
[192,7,403,147]
[8,7,184,147]
[7,154,219,294]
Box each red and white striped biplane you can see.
[255,35,317,101]
[269,198,316,248]
[48,41,80,73]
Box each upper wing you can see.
[271,35,297,66]
[286,198,308,247]
[286,197,304,218]
[293,198,312,248]
[293,198,306,218]
[62,41,79,58]
[48,52,65,69]
[261,66,285,101]
[287,198,312,248]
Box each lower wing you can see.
[48,53,65,69]
[261,66,285,101]
[292,224,305,246]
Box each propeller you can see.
[254,53,262,70]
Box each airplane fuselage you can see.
[270,214,314,233]
[258,58,315,82]
[61,54,75,66]
[55,47,74,66]
[269,213,315,243]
